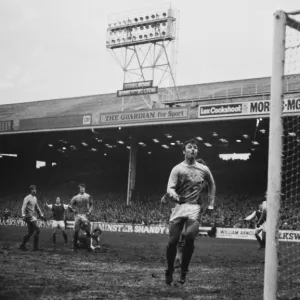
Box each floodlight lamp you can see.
[151,14,155,19]
[204,143,212,147]
[219,138,228,143]
[139,35,143,39]
[162,12,167,17]
[134,18,138,22]
[48,144,53,147]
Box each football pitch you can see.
[0,226,266,300]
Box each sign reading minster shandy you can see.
[100,108,189,124]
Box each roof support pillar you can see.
[126,132,138,206]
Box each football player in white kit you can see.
[69,183,93,251]
[164,138,216,285]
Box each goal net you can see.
[265,10,300,300]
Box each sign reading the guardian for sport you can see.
[100,108,189,124]
[198,97,300,119]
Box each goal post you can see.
[265,10,300,300]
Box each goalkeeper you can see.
[19,185,46,251]
[256,196,267,249]
[243,203,264,249]
[164,138,216,285]
[76,227,102,251]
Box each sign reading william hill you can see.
[198,97,300,118]
[100,108,189,124]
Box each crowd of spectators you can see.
[2,190,299,230]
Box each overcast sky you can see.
[0,0,299,105]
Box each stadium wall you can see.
[2,218,300,242]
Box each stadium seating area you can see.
[2,190,296,229]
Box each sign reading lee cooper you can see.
[100,108,189,124]
[198,97,300,118]
[199,104,244,117]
